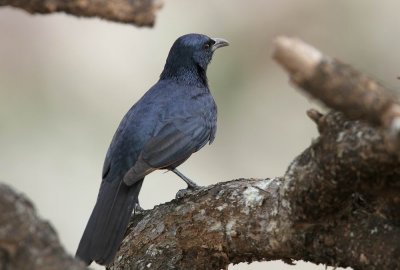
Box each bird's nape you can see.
[160,33,229,85]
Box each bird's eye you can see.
[203,43,210,50]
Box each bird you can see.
[75,33,229,266]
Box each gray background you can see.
[1,0,398,269]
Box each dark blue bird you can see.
[75,33,229,266]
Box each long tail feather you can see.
[76,179,143,265]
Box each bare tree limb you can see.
[286,111,400,223]
[0,0,163,26]
[0,184,86,270]
[108,112,400,270]
[273,36,400,150]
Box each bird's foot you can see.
[172,168,201,199]
[175,187,199,199]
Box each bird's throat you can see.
[160,63,208,87]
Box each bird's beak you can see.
[211,38,229,52]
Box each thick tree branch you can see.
[108,112,400,270]
[0,0,163,26]
[285,111,400,223]
[0,184,86,270]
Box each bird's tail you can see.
[75,178,143,266]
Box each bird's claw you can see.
[175,185,200,199]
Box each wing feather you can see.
[142,117,210,168]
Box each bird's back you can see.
[103,79,217,182]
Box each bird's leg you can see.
[172,168,199,189]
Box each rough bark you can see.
[0,0,163,26]
[0,184,86,270]
[107,113,400,270]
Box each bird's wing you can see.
[141,116,211,169]
[101,111,133,180]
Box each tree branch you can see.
[0,0,163,26]
[0,184,86,270]
[108,113,400,270]
[273,36,400,150]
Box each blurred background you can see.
[1,0,399,269]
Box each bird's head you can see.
[160,33,229,86]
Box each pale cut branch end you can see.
[273,36,323,82]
